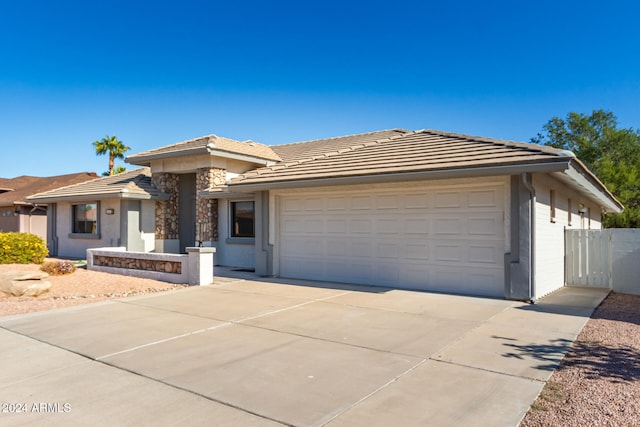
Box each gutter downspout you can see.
[521,173,536,302]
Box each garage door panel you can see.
[304,198,324,211]
[279,182,506,296]
[376,242,399,259]
[281,258,324,279]
[283,198,303,212]
[435,191,463,208]
[280,237,324,256]
[468,244,500,264]
[468,189,499,207]
[468,217,500,235]
[406,244,429,260]
[350,219,373,233]
[281,218,303,233]
[376,219,400,234]
[327,260,373,282]
[351,196,372,209]
[404,194,430,209]
[435,218,462,235]
[304,219,324,233]
[327,197,348,210]
[434,244,463,262]
[376,195,400,209]
[326,219,347,233]
[404,218,430,234]
[350,240,374,258]
[375,263,400,282]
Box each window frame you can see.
[69,201,101,239]
[228,200,255,242]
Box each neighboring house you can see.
[0,172,98,241]
[26,168,167,259]
[30,129,623,300]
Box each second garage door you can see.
[277,179,508,297]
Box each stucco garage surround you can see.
[273,177,509,297]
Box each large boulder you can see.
[0,271,51,297]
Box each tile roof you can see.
[229,129,571,186]
[127,134,282,165]
[27,168,167,202]
[272,129,410,162]
[0,172,98,206]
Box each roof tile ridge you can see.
[253,130,416,173]
[313,130,415,159]
[417,129,565,156]
[274,128,410,148]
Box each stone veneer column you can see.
[152,173,180,240]
[196,167,226,242]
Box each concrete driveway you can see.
[0,273,608,427]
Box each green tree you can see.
[531,110,640,227]
[93,135,130,176]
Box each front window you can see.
[73,203,98,234]
[231,201,254,238]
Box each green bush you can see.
[0,232,49,264]
[40,260,76,276]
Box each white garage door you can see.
[278,180,507,297]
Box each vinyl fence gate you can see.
[565,229,640,295]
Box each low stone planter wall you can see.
[87,247,215,285]
[93,255,182,274]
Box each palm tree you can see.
[101,166,127,177]
[93,135,131,175]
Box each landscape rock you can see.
[0,271,51,297]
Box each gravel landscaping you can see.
[0,262,187,317]
[520,292,640,427]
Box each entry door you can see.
[179,173,197,253]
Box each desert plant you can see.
[0,232,48,264]
[40,260,77,276]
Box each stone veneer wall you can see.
[93,255,182,274]
[152,173,179,240]
[196,167,226,242]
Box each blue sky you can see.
[1,0,639,177]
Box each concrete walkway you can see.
[0,274,608,427]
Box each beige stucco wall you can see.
[533,173,604,298]
[55,199,122,259]
[141,200,156,252]
[148,155,260,176]
[212,198,255,269]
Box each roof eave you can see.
[126,146,208,166]
[224,161,572,193]
[562,162,624,213]
[126,148,278,167]
[26,192,168,203]
[209,149,279,166]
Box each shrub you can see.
[0,232,48,264]
[40,260,77,276]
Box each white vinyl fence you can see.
[566,229,640,295]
